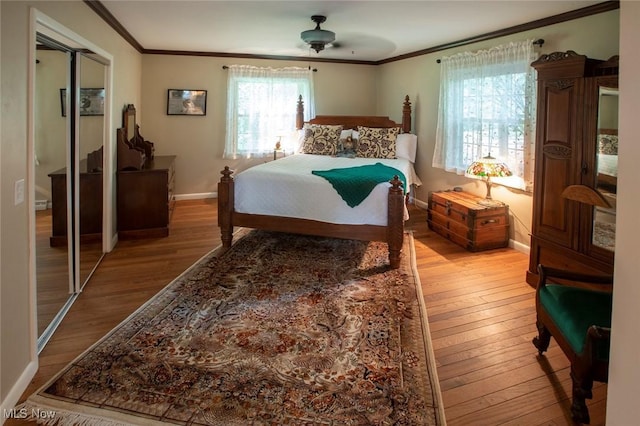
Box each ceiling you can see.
[98,1,612,63]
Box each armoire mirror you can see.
[592,86,619,252]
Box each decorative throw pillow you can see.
[356,126,400,159]
[598,134,618,155]
[301,124,343,155]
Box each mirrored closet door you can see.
[34,39,72,342]
[34,30,108,352]
[77,54,106,288]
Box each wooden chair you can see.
[532,264,613,424]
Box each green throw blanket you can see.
[312,162,407,208]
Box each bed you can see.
[218,96,416,268]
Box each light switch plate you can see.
[15,179,25,205]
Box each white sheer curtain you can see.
[224,65,315,159]
[432,40,537,191]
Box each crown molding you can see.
[142,49,374,65]
[84,0,144,53]
[376,0,620,65]
[85,0,619,66]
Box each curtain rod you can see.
[222,65,317,72]
[435,38,545,63]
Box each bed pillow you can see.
[396,133,418,162]
[356,126,400,159]
[598,134,618,155]
[302,124,343,155]
[340,129,353,140]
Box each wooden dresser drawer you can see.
[427,190,510,251]
[117,155,176,239]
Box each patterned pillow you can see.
[598,134,618,155]
[301,124,343,155]
[356,126,400,159]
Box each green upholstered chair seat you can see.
[540,284,612,357]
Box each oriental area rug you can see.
[20,229,445,425]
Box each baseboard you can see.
[509,239,530,255]
[174,192,216,201]
[34,200,48,211]
[413,197,428,210]
[0,359,38,423]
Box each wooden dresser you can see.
[427,190,509,252]
[117,155,176,239]
[48,159,103,246]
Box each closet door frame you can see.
[28,8,115,354]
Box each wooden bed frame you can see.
[218,95,413,268]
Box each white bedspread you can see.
[234,154,422,226]
[598,153,618,177]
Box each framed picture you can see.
[167,89,207,116]
[60,88,105,117]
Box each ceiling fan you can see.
[300,15,336,53]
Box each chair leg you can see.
[532,321,551,354]
[570,368,593,424]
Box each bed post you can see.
[387,176,405,269]
[218,166,235,249]
[401,95,412,134]
[296,95,304,130]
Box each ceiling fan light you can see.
[301,28,335,52]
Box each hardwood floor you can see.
[35,209,104,337]
[34,210,70,336]
[11,199,607,425]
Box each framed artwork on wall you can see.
[167,89,207,116]
[60,88,105,117]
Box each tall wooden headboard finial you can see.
[402,95,412,133]
[296,95,304,130]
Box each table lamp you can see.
[465,153,512,206]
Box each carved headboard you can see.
[295,95,412,133]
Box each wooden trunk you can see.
[427,191,509,252]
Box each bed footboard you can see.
[217,167,405,268]
[387,176,405,269]
[218,166,234,249]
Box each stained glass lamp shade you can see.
[466,154,513,206]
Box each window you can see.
[432,40,537,191]
[224,65,314,159]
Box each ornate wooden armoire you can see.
[527,51,619,285]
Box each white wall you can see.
[376,10,620,247]
[136,11,619,246]
[34,50,67,200]
[606,1,640,423]
[140,56,378,195]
